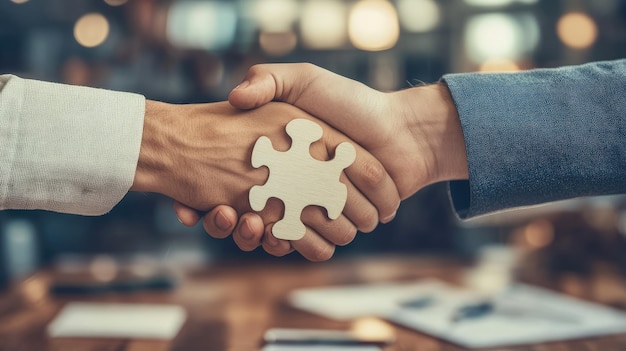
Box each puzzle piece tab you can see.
[249,119,356,240]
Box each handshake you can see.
[5,59,619,258]
[132,63,469,261]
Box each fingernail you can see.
[233,80,249,91]
[382,211,397,224]
[240,220,255,240]
[215,210,231,231]
[176,215,183,224]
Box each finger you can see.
[344,145,401,223]
[200,205,238,239]
[301,206,357,246]
[308,128,398,230]
[341,174,380,233]
[290,227,336,262]
[228,63,390,146]
[232,64,401,221]
[232,213,265,251]
[173,201,201,226]
[261,223,294,257]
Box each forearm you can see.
[442,60,626,218]
[0,75,144,215]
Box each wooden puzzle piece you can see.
[249,119,356,240]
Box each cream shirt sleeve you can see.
[0,74,145,215]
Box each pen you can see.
[398,295,435,309]
[451,301,494,323]
[450,300,579,324]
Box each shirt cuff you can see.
[0,75,145,215]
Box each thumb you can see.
[228,63,390,150]
[228,65,278,110]
[228,63,320,110]
[172,201,201,226]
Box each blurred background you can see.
[1,0,626,291]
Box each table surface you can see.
[2,255,626,351]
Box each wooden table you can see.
[2,255,626,351]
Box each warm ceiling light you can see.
[557,12,598,49]
[300,0,347,49]
[259,31,297,56]
[74,13,110,48]
[348,0,400,51]
[479,59,521,72]
[254,0,299,32]
[397,0,440,33]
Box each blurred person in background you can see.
[0,74,400,261]
[176,60,626,258]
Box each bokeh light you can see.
[74,13,110,48]
[254,0,299,32]
[479,58,521,72]
[397,0,440,33]
[10,0,30,4]
[300,0,347,49]
[21,276,48,303]
[464,0,538,6]
[61,57,91,86]
[167,1,237,50]
[259,31,297,56]
[349,0,400,51]
[89,255,118,282]
[557,12,598,49]
[351,317,395,342]
[523,219,555,249]
[465,13,528,63]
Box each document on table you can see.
[289,280,626,348]
[289,279,447,320]
[48,302,187,339]
[262,346,381,351]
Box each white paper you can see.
[289,280,626,348]
[48,302,187,339]
[289,279,446,320]
[388,284,626,348]
[262,346,381,351]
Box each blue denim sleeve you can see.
[441,60,626,219]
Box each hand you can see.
[133,100,400,261]
[174,63,469,255]
[228,63,469,195]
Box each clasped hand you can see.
[166,64,468,261]
[134,97,400,261]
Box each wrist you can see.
[131,100,176,194]
[395,82,468,185]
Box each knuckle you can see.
[360,160,387,189]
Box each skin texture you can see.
[132,100,400,261]
[173,63,469,260]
